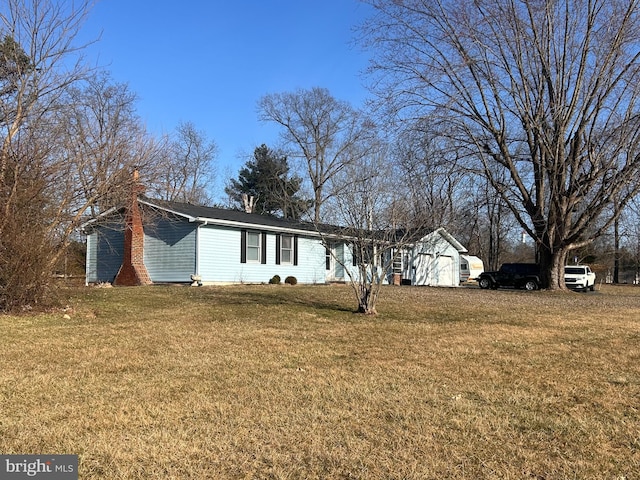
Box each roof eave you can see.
[194,216,322,236]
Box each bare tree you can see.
[457,173,518,271]
[321,142,425,315]
[362,0,640,289]
[624,196,640,284]
[150,121,218,205]
[61,72,162,216]
[1,0,92,222]
[606,194,640,283]
[258,87,374,223]
[0,0,98,310]
[394,121,464,230]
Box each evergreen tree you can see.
[225,144,310,220]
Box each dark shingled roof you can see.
[85,196,436,244]
[140,197,321,233]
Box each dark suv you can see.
[477,263,541,291]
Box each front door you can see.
[325,242,345,282]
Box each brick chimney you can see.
[114,170,152,286]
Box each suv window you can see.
[524,264,539,275]
[500,264,516,274]
[501,263,539,275]
[565,267,585,274]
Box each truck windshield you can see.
[565,267,584,274]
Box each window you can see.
[241,230,266,264]
[565,267,585,275]
[352,244,375,266]
[275,234,298,265]
[392,250,402,274]
[281,235,293,264]
[246,232,261,262]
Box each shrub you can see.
[269,275,281,285]
[284,276,298,285]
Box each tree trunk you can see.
[357,286,378,315]
[313,186,322,224]
[354,266,379,315]
[614,217,620,284]
[538,243,569,290]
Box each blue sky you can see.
[81,1,374,180]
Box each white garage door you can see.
[436,255,454,286]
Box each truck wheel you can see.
[478,277,491,289]
[589,284,595,292]
[524,280,538,291]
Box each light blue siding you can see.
[197,225,326,284]
[143,217,197,282]
[294,236,327,283]
[326,241,372,283]
[85,227,125,283]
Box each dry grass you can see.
[1,284,639,479]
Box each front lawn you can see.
[1,284,638,478]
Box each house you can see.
[84,196,333,286]
[83,187,470,287]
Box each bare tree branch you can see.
[363,0,640,289]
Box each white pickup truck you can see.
[564,265,596,291]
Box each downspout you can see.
[84,232,90,286]
[195,223,200,278]
[191,220,208,286]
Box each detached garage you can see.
[401,228,468,287]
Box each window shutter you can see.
[325,246,331,270]
[293,235,298,266]
[241,230,247,263]
[261,232,267,264]
[275,234,281,265]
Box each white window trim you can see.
[280,234,294,265]
[246,231,261,263]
